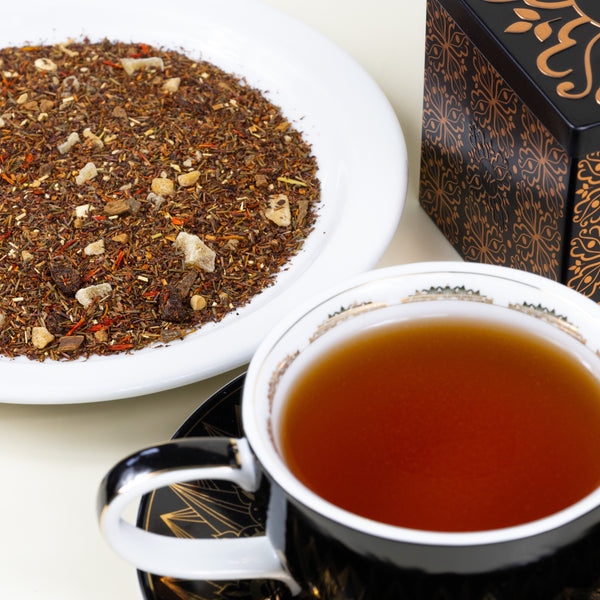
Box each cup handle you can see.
[97,436,299,593]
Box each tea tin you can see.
[419,0,600,301]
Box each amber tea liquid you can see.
[279,314,600,532]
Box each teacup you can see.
[97,262,600,598]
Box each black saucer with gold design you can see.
[137,373,600,600]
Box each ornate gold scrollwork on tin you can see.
[485,0,600,104]
[420,0,568,281]
[568,151,600,299]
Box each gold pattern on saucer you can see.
[485,0,600,104]
[158,577,238,600]
[162,482,258,539]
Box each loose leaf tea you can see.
[0,40,320,360]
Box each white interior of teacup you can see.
[243,263,600,546]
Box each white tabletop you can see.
[0,2,459,599]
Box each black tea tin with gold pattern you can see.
[419,0,600,300]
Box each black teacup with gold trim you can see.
[98,262,600,599]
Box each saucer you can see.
[137,374,600,600]
[136,373,291,600]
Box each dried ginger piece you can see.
[162,77,181,93]
[58,132,80,154]
[75,162,98,185]
[265,194,291,226]
[120,56,164,75]
[75,283,112,307]
[83,128,104,149]
[177,171,200,187]
[174,232,216,272]
[32,326,55,349]
[84,240,105,256]
[151,177,174,196]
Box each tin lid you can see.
[440,0,600,157]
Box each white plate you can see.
[0,0,407,403]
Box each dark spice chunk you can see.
[58,335,85,353]
[0,39,320,361]
[159,286,190,323]
[176,271,198,297]
[49,261,82,297]
[44,312,67,336]
[103,199,132,216]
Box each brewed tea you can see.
[280,315,600,532]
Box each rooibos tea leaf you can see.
[0,40,320,360]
